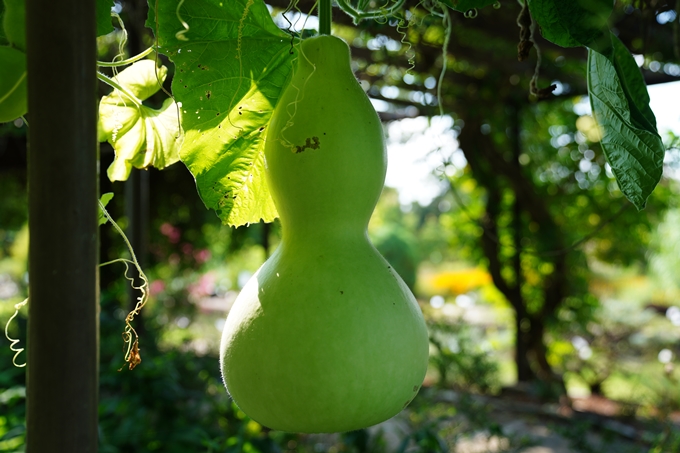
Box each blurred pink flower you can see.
[194,249,211,264]
[160,222,181,244]
[181,243,193,255]
[149,280,166,296]
[189,272,216,298]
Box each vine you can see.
[516,1,554,99]
[174,0,190,41]
[97,46,155,68]
[98,200,150,371]
[277,7,318,151]
[4,298,28,367]
[336,0,407,23]
[97,72,143,107]
[3,197,149,371]
[395,13,416,73]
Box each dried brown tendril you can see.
[516,0,533,61]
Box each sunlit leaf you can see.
[588,34,664,210]
[98,59,182,181]
[149,0,296,227]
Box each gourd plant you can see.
[0,0,669,434]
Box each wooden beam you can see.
[25,0,99,450]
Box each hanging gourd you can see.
[219,34,429,433]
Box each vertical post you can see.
[25,0,99,450]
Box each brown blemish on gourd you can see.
[206,90,212,99]
[294,136,320,153]
[412,385,419,392]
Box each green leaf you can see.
[97,0,115,37]
[3,0,25,51]
[149,0,295,227]
[608,34,657,133]
[587,34,664,210]
[0,45,27,123]
[527,0,612,49]
[438,0,497,13]
[98,193,114,226]
[98,59,183,181]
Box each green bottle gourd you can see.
[220,35,429,433]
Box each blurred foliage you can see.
[428,319,500,394]
[372,224,419,290]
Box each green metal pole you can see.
[25,0,99,449]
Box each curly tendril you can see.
[98,200,150,371]
[175,0,190,41]
[4,298,28,368]
[463,8,478,18]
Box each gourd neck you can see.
[280,222,369,249]
[296,36,352,78]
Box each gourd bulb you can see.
[220,35,429,433]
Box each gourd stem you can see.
[319,0,332,35]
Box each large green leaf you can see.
[527,0,612,50]
[98,60,183,181]
[438,0,497,13]
[148,0,296,227]
[588,34,664,210]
